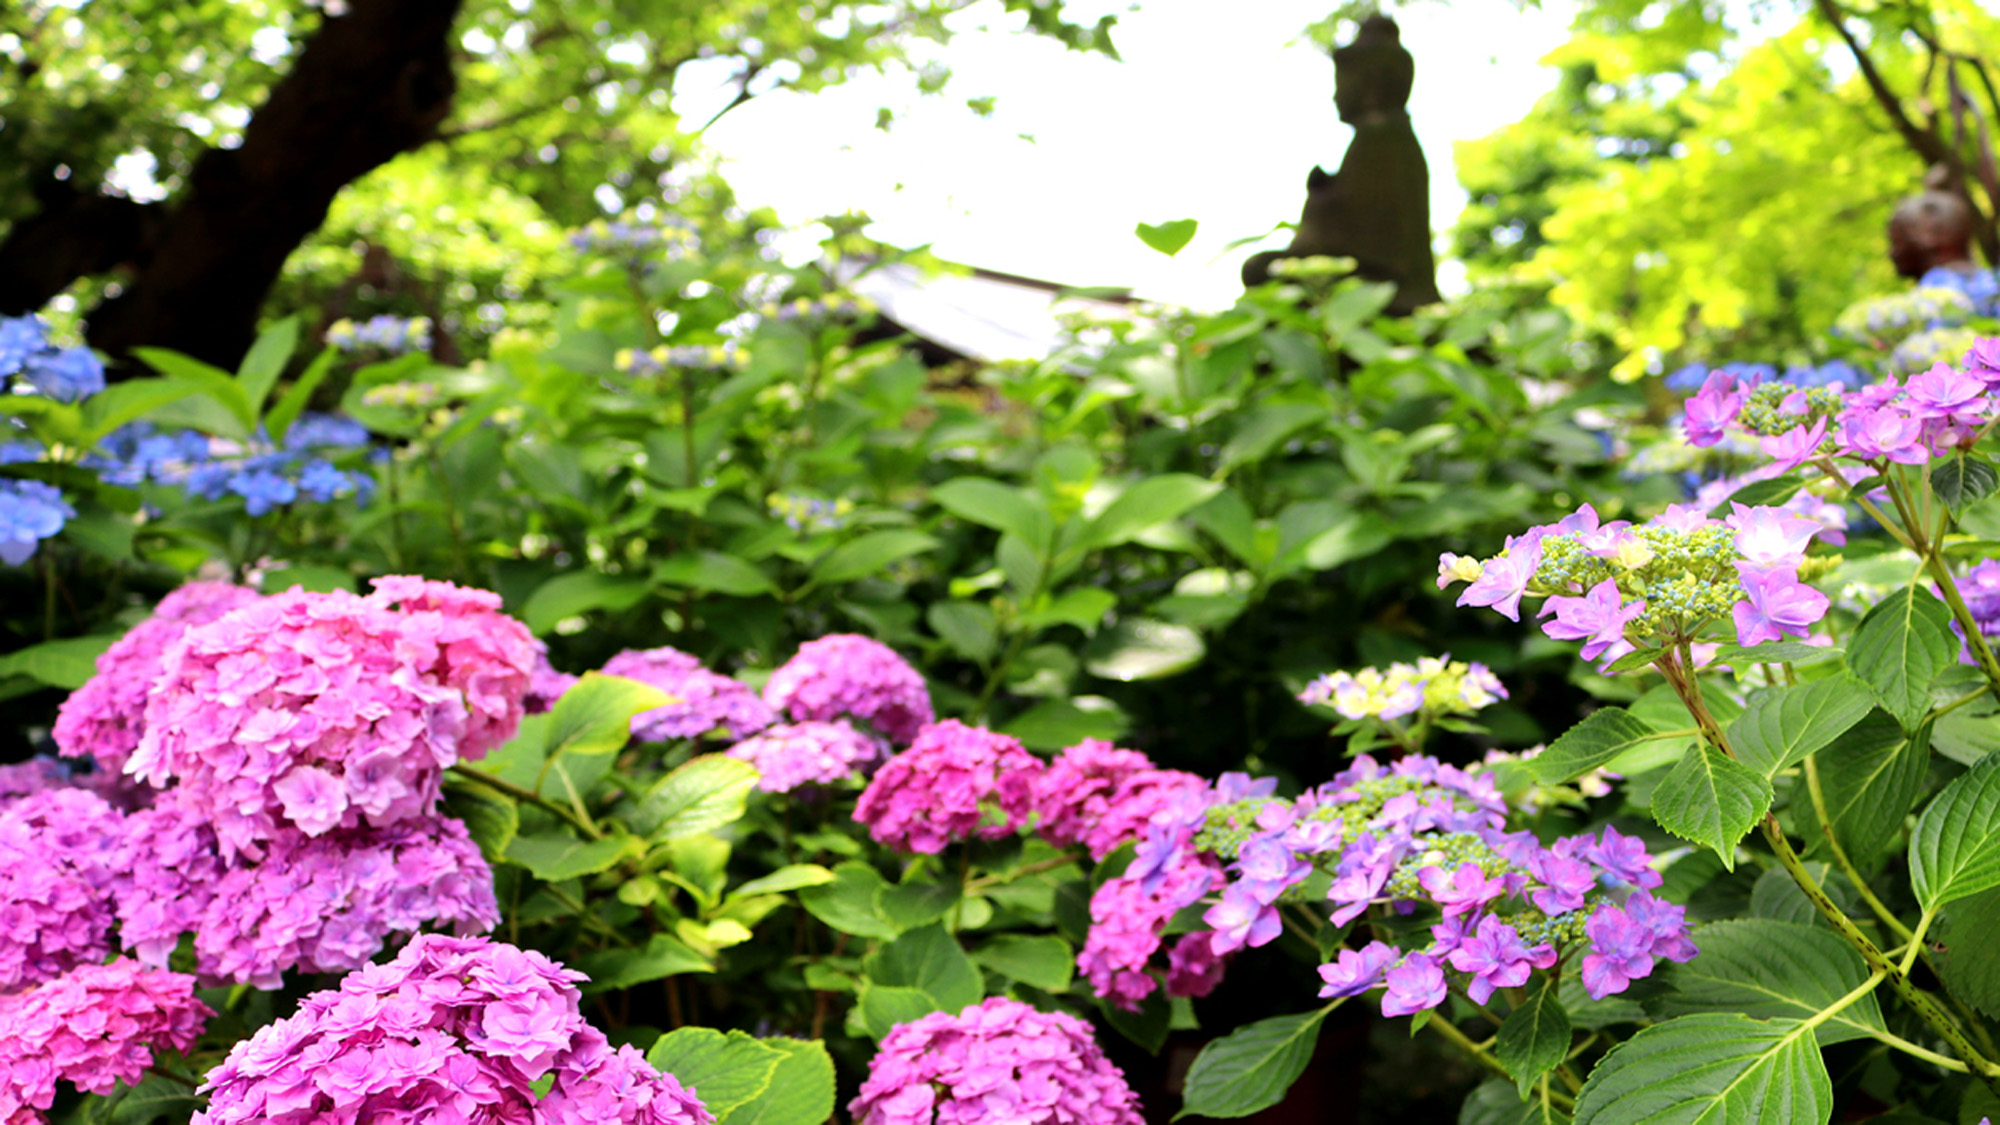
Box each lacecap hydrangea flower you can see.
[1440,500,1834,658]
[599,647,775,742]
[725,720,882,793]
[0,479,74,566]
[848,997,1144,1125]
[54,580,263,775]
[195,934,711,1125]
[325,314,432,355]
[0,959,210,1121]
[1297,656,1506,722]
[0,313,105,403]
[127,577,536,858]
[853,720,1040,854]
[763,634,933,745]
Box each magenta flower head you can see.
[0,788,127,989]
[53,581,262,774]
[1029,739,1207,860]
[1732,563,1830,647]
[126,581,536,859]
[725,720,882,792]
[0,959,210,1115]
[1903,360,1989,420]
[1538,578,1644,662]
[195,934,711,1125]
[1966,337,2000,387]
[1683,370,1744,447]
[762,634,933,744]
[853,720,1042,853]
[849,997,1145,1125]
[600,647,776,742]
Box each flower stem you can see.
[1426,1013,1578,1113]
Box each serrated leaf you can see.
[1654,920,1885,1044]
[1080,474,1222,551]
[1935,886,2000,1020]
[972,934,1074,992]
[1708,641,1843,669]
[1496,981,1572,1098]
[645,1028,783,1117]
[1651,742,1773,868]
[1813,710,1927,866]
[1727,675,1872,778]
[1135,218,1198,257]
[797,862,900,940]
[1932,455,2000,515]
[1910,751,2000,911]
[730,864,835,899]
[638,755,759,842]
[443,779,519,858]
[1175,1008,1329,1120]
[864,923,982,1013]
[932,478,1052,552]
[1532,708,1664,783]
[108,1074,204,1125]
[809,530,938,588]
[547,672,674,758]
[1848,586,1959,731]
[505,831,628,881]
[574,932,715,992]
[1571,1013,1831,1125]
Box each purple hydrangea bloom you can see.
[0,959,209,1114]
[1317,941,1396,999]
[1732,563,1830,647]
[1538,578,1645,662]
[725,720,882,792]
[1381,952,1447,1017]
[600,647,776,742]
[853,720,1041,854]
[762,634,933,744]
[1447,915,1557,1003]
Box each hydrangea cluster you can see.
[763,634,933,745]
[1077,793,1229,1009]
[54,580,263,774]
[1682,340,2000,471]
[1028,739,1207,860]
[725,720,882,792]
[128,578,536,857]
[1440,500,1834,657]
[1888,325,1987,375]
[599,647,775,741]
[0,959,210,1119]
[1298,657,1507,722]
[0,313,105,403]
[87,412,378,516]
[615,344,746,375]
[0,479,74,566]
[848,997,1144,1125]
[569,218,698,258]
[195,934,711,1125]
[767,492,853,532]
[1834,285,1978,341]
[853,720,1040,854]
[0,789,127,989]
[326,315,432,355]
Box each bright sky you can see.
[689,0,1577,308]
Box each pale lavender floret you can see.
[1732,563,1830,647]
[848,997,1145,1125]
[1456,532,1545,622]
[1417,862,1512,918]
[1203,882,1284,955]
[1758,416,1827,474]
[1726,503,1822,567]
[1902,360,1990,420]
[1317,940,1397,999]
[1589,825,1664,889]
[725,720,882,792]
[1380,952,1447,1017]
[762,634,933,744]
[600,647,776,742]
[1538,578,1644,662]
[1683,371,1744,447]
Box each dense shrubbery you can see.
[3,227,2000,1125]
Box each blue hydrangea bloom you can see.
[227,465,298,516]
[283,413,371,451]
[22,345,106,402]
[0,316,47,378]
[0,479,74,565]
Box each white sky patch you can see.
[699,0,1575,308]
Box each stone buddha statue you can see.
[1242,15,1442,315]
[1889,165,1978,281]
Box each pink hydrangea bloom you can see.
[0,959,210,1118]
[1032,741,1209,860]
[126,580,534,859]
[600,647,775,741]
[762,634,933,744]
[195,934,711,1125]
[853,721,1042,854]
[725,720,882,792]
[849,997,1144,1125]
[0,759,71,805]
[0,788,126,989]
[1079,849,1220,1010]
[1164,932,1228,999]
[53,581,261,773]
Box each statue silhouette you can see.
[1242,15,1441,315]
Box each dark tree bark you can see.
[0,0,463,370]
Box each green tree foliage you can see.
[1452,0,2000,378]
[0,0,1115,365]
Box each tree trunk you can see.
[0,0,462,371]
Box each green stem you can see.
[963,854,1076,891]
[1761,817,2000,1088]
[449,764,600,838]
[1802,755,1912,943]
[1871,1029,1972,1072]
[1427,1014,1578,1113]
